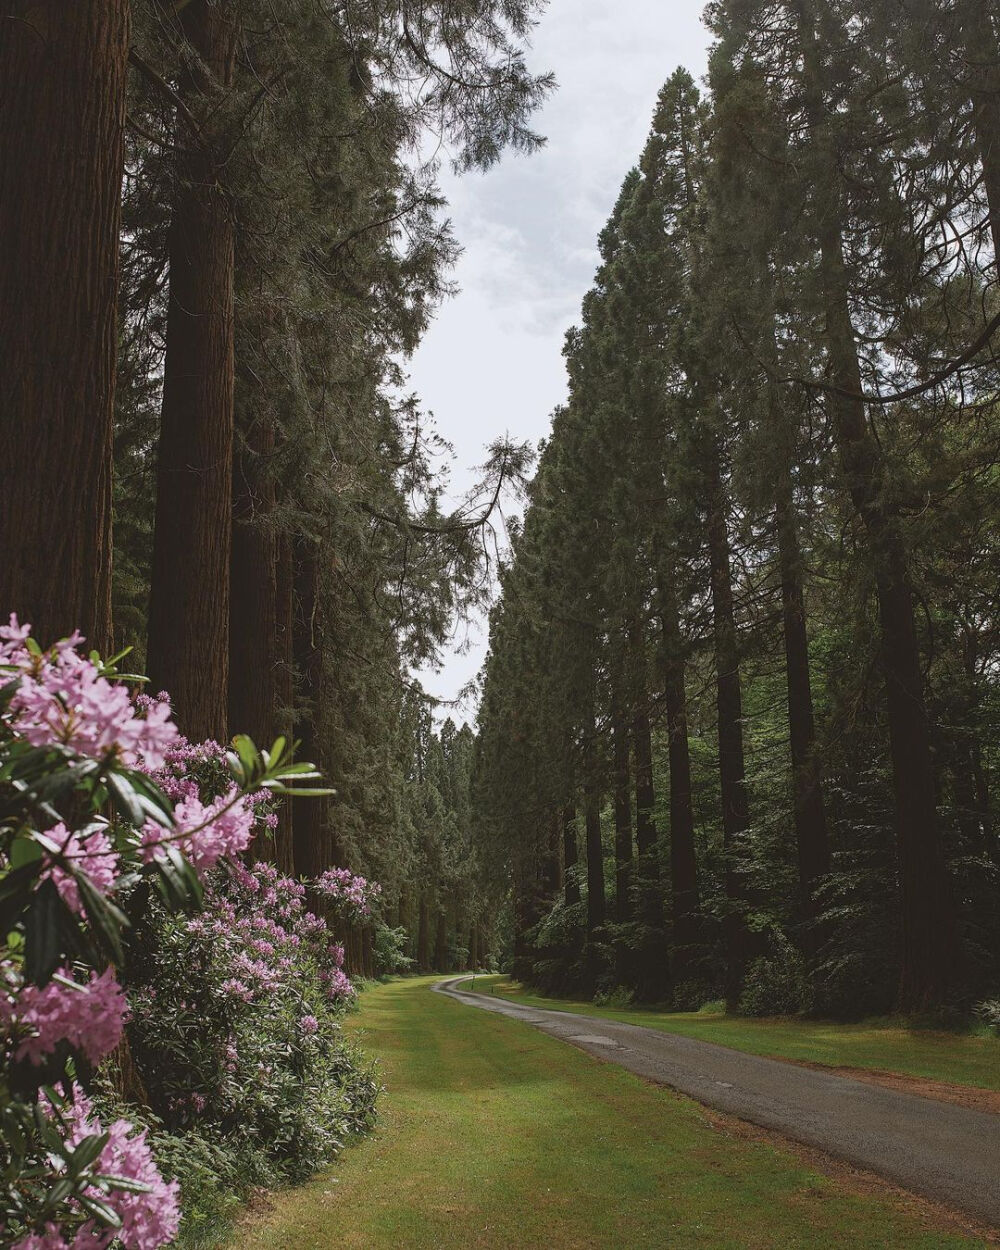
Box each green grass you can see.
[479,976,1000,1091]
[232,976,986,1249]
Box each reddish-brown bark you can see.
[0,1,129,652]
[147,1,238,740]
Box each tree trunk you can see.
[0,0,128,653]
[147,1,237,740]
[229,418,277,735]
[633,702,658,858]
[706,448,751,1007]
[796,0,960,1010]
[417,896,431,972]
[541,809,562,902]
[434,908,448,972]
[774,426,830,940]
[563,802,581,906]
[660,584,700,984]
[630,622,666,999]
[611,689,633,925]
[273,532,296,874]
[583,724,606,935]
[291,540,330,879]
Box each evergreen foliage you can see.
[475,2,1000,1016]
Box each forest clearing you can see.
[2,0,1000,1246]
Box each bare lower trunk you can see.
[774,446,830,941]
[0,0,128,652]
[660,584,700,984]
[229,419,277,738]
[147,1,237,740]
[583,722,606,935]
[563,802,581,906]
[273,532,296,874]
[706,449,751,1007]
[611,689,633,925]
[291,540,330,879]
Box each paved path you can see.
[435,976,1000,1229]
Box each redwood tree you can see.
[147,0,237,740]
[0,1,129,651]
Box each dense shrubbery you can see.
[738,933,814,1018]
[0,620,378,1248]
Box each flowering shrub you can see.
[0,618,332,1248]
[125,857,376,1178]
[314,867,381,920]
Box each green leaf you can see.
[68,1131,110,1175]
[77,1193,123,1227]
[24,881,64,984]
[75,873,126,963]
[10,835,43,869]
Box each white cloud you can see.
[410,0,713,721]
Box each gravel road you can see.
[435,976,1000,1229]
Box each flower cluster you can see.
[37,823,119,916]
[314,867,381,919]
[140,786,254,877]
[2,618,177,770]
[1,617,371,1245]
[0,966,126,1066]
[0,619,281,1248]
[10,1085,180,1250]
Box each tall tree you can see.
[0,0,129,651]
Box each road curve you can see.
[435,976,1000,1230]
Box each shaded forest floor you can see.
[482,978,1000,1098]
[230,977,991,1249]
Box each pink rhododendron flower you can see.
[0,966,126,1065]
[140,785,254,876]
[45,1085,181,1250]
[9,643,177,769]
[37,822,118,916]
[300,1014,319,1034]
[314,867,381,918]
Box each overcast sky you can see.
[409,0,713,722]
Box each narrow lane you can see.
[436,977,1000,1230]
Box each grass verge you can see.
[478,976,1000,1092]
[232,976,989,1249]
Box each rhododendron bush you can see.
[0,621,378,1248]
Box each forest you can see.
[1,0,999,1248]
[477,0,1000,1021]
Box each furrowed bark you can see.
[772,386,830,942]
[0,0,129,653]
[147,0,237,740]
[563,802,581,907]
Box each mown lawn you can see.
[232,976,987,1249]
[482,976,1000,1091]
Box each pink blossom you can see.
[300,1014,319,1034]
[140,786,254,876]
[37,822,118,916]
[1,966,126,1065]
[53,1086,181,1250]
[9,645,177,769]
[315,867,381,918]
